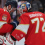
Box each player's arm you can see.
[11,14,30,41]
[0,24,14,33]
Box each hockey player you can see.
[0,8,14,45]
[0,1,31,45]
[11,1,45,45]
[16,1,31,45]
[0,6,13,34]
[11,11,45,45]
[0,1,18,45]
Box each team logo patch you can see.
[2,14,7,21]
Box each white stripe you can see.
[16,24,29,34]
[0,22,7,27]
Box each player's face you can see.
[7,5,16,14]
[7,5,12,13]
[8,5,11,10]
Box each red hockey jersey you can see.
[0,8,11,23]
[11,11,45,45]
[0,8,13,35]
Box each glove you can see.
[0,35,4,44]
[3,33,14,45]
[10,21,17,30]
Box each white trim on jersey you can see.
[16,24,29,34]
[0,21,7,27]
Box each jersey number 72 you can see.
[31,18,45,33]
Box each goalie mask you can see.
[17,1,31,15]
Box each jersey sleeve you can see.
[11,14,30,41]
[0,24,14,34]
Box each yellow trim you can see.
[16,29,26,34]
[0,25,3,29]
[0,21,7,22]
[0,21,7,29]
[19,24,29,25]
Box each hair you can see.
[21,0,27,1]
